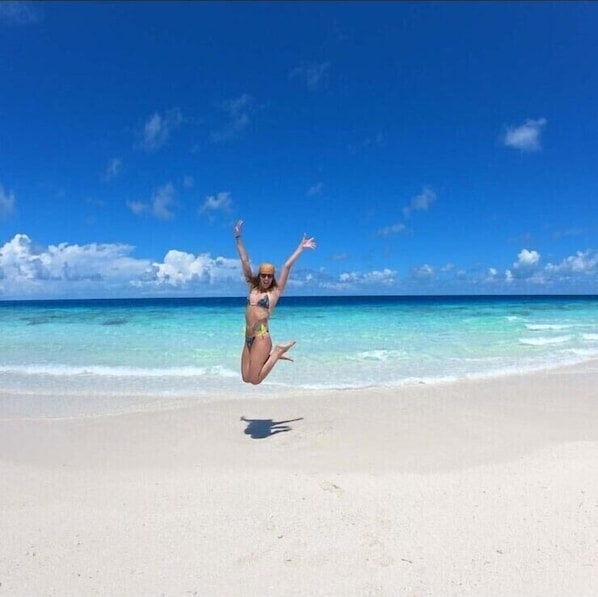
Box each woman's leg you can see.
[241,343,252,383]
[246,336,296,385]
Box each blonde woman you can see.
[234,220,316,385]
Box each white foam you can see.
[351,350,406,362]
[568,348,598,358]
[519,335,572,346]
[0,364,238,378]
[525,324,573,331]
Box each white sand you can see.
[1,363,598,596]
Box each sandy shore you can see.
[1,363,598,596]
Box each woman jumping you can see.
[234,220,316,385]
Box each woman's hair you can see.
[248,272,278,290]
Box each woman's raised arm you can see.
[234,220,253,282]
[276,233,316,294]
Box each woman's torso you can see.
[245,289,279,327]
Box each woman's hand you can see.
[234,220,244,238]
[301,234,316,250]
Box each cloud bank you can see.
[1,235,596,299]
[0,234,238,299]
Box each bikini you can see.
[245,292,270,348]
[254,294,270,309]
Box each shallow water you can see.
[1,296,597,418]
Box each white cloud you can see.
[0,234,241,299]
[365,269,396,284]
[307,182,324,197]
[545,250,598,276]
[364,132,385,148]
[126,200,146,217]
[502,248,598,288]
[331,252,347,261]
[102,158,122,182]
[290,62,331,91]
[127,183,176,220]
[137,108,183,151]
[0,185,16,217]
[142,250,237,288]
[551,228,584,240]
[0,1,41,25]
[211,94,252,142]
[411,264,434,280]
[373,187,435,239]
[338,272,358,283]
[0,234,149,298]
[511,248,540,278]
[337,268,396,287]
[403,187,436,219]
[375,223,406,237]
[151,184,176,220]
[503,118,547,152]
[1,234,595,299]
[516,248,540,267]
[199,191,232,216]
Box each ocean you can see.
[1,295,598,419]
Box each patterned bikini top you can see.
[248,291,270,310]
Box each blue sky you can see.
[1,1,597,299]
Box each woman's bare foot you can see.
[274,341,296,361]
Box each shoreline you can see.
[2,360,598,472]
[2,357,598,423]
[1,362,597,595]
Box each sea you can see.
[1,295,598,419]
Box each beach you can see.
[1,362,597,596]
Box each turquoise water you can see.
[1,296,598,418]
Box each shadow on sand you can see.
[240,416,304,439]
